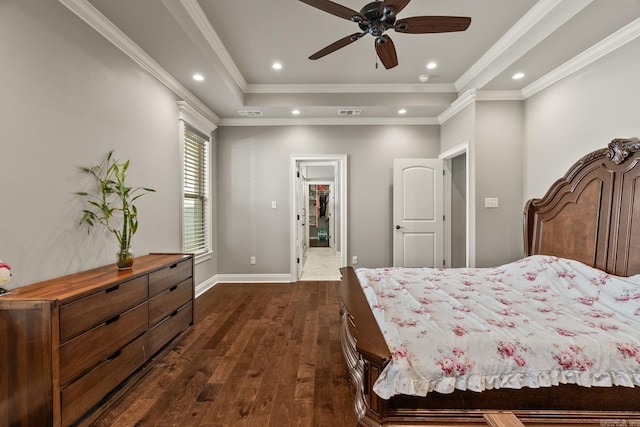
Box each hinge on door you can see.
[443,215,446,221]
[443,169,445,176]
[443,259,446,266]
[297,258,300,264]
[297,215,300,220]
[297,171,300,178]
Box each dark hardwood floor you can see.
[91,281,358,427]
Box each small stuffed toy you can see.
[0,261,11,295]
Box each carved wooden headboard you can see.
[524,138,640,276]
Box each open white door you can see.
[393,159,444,267]
[296,167,305,279]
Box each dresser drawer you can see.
[148,259,192,297]
[147,301,193,357]
[59,275,148,342]
[61,333,147,426]
[148,278,193,326]
[59,301,148,386]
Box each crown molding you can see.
[178,0,247,92]
[438,89,477,124]
[522,16,640,99]
[455,0,593,93]
[178,101,217,133]
[245,83,457,94]
[437,90,523,124]
[219,116,440,127]
[58,0,220,125]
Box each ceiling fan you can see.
[299,0,471,69]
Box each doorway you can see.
[290,155,348,282]
[308,183,332,248]
[440,142,474,267]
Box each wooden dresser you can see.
[0,253,194,426]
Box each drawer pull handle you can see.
[170,263,178,269]
[105,284,120,294]
[107,350,121,361]
[105,314,120,325]
[170,310,179,317]
[169,285,178,292]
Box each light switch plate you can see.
[484,198,499,208]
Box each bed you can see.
[340,137,640,426]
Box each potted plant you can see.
[76,150,155,269]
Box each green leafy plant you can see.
[76,150,155,268]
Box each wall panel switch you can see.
[271,201,277,209]
[484,198,499,208]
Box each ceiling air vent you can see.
[338,109,362,116]
[238,110,264,117]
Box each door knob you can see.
[395,225,403,230]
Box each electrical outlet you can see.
[352,256,358,265]
[271,201,277,209]
[250,256,256,265]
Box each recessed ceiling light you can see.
[272,62,282,70]
[192,74,204,81]
[426,62,437,70]
[398,109,407,115]
[512,72,525,80]
[292,109,301,115]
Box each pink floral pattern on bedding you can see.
[355,255,640,399]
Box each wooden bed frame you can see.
[340,137,640,426]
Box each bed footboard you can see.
[339,267,391,425]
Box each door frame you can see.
[290,155,348,282]
[440,142,475,267]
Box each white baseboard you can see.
[194,275,218,298]
[216,273,293,283]
[195,273,293,298]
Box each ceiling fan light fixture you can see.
[300,0,471,69]
[418,74,430,82]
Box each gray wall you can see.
[475,101,524,266]
[0,0,216,288]
[440,100,524,268]
[216,125,441,273]
[523,37,640,202]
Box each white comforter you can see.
[356,255,640,399]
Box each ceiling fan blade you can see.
[379,0,412,15]
[309,33,363,60]
[299,0,365,22]
[395,16,471,34]
[375,36,398,69]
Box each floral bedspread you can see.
[355,255,640,399]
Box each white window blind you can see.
[183,126,209,255]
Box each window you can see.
[183,126,209,254]
[178,102,216,260]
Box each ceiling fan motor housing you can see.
[358,1,396,36]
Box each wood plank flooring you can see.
[91,281,357,427]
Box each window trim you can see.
[178,101,217,264]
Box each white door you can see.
[393,159,444,267]
[296,168,305,279]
